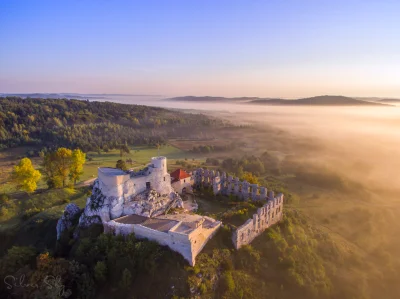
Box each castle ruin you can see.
[60,158,283,266]
[193,168,284,249]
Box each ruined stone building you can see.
[58,158,283,266]
[193,168,284,249]
[74,157,220,266]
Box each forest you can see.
[0,97,227,152]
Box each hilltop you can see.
[165,96,260,102]
[166,95,390,106]
[376,98,400,103]
[249,95,390,106]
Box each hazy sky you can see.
[1,0,399,98]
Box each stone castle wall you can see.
[103,216,221,266]
[193,168,284,249]
[231,193,283,249]
[193,168,273,201]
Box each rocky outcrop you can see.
[56,203,81,240]
[78,180,184,227]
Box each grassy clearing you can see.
[80,144,199,182]
[0,187,90,255]
[0,187,89,231]
[0,144,200,189]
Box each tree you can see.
[116,160,127,171]
[53,148,73,187]
[94,261,107,282]
[236,166,244,178]
[11,158,41,193]
[69,149,86,184]
[42,151,63,188]
[119,268,132,289]
[119,144,130,157]
[43,147,78,188]
[1,246,37,274]
[241,171,259,184]
[220,271,235,294]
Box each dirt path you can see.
[76,178,96,188]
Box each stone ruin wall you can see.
[232,193,283,249]
[194,168,273,201]
[104,220,194,264]
[193,168,284,249]
[103,217,221,266]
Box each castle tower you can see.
[151,156,167,174]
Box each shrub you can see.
[94,261,107,282]
[0,193,10,205]
[220,271,235,294]
[199,283,207,294]
[119,268,132,289]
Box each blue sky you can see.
[1,0,399,97]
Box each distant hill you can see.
[376,98,400,103]
[166,95,390,106]
[165,96,259,102]
[249,95,389,106]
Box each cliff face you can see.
[56,203,82,240]
[78,180,183,228]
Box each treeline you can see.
[191,142,236,153]
[211,152,350,192]
[219,151,280,176]
[0,97,226,151]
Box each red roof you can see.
[170,169,191,182]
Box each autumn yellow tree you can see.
[43,148,86,188]
[69,149,86,184]
[11,157,41,193]
[241,171,259,184]
[53,148,73,187]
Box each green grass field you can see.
[0,145,204,239]
[80,144,201,182]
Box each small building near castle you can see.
[170,168,193,194]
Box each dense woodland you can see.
[0,97,226,152]
[1,206,392,299]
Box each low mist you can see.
[103,95,400,197]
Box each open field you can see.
[0,144,202,190]
[80,144,195,181]
[0,146,44,193]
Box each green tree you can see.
[11,157,41,193]
[220,271,235,294]
[237,165,244,178]
[69,149,86,184]
[42,151,62,188]
[119,268,132,289]
[94,261,107,282]
[0,246,37,274]
[119,144,130,157]
[43,148,73,188]
[116,159,128,171]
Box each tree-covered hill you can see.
[165,95,390,106]
[0,97,226,151]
